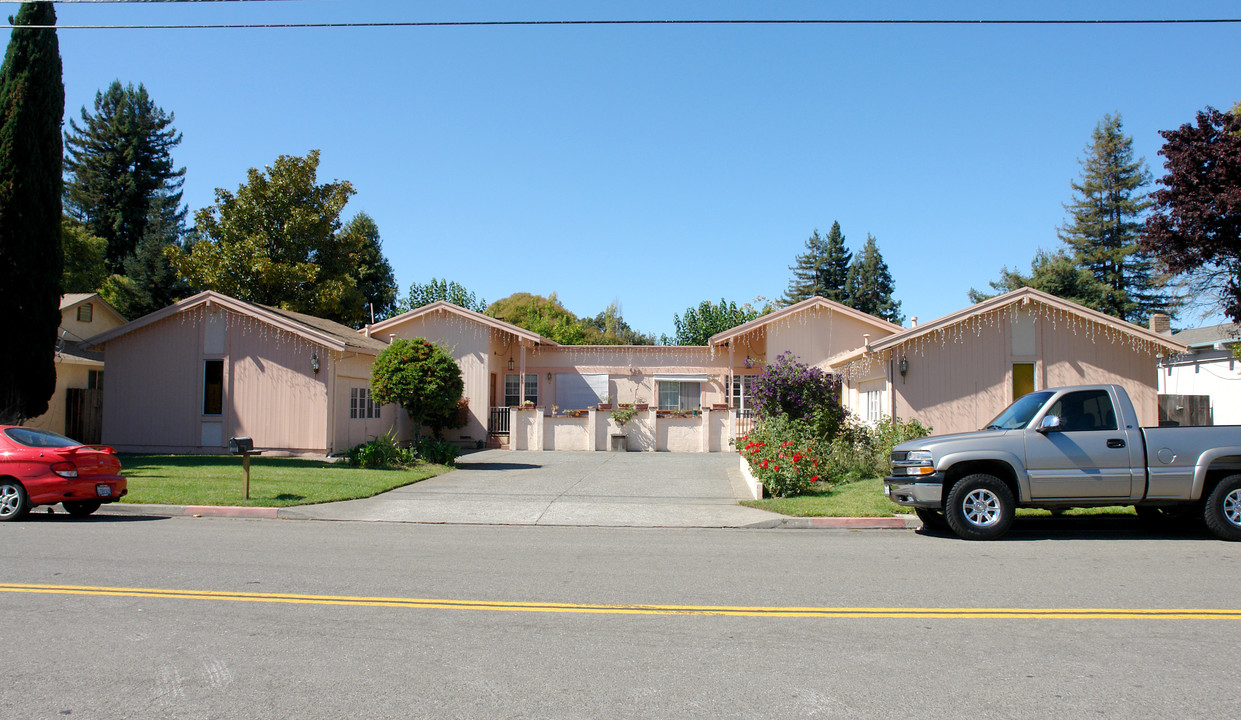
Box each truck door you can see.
[1024,389,1139,500]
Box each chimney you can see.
[863,333,871,351]
[911,316,918,328]
[1149,314,1171,335]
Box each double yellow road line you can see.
[2,583,1238,620]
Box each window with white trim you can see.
[350,387,380,419]
[731,375,755,413]
[505,374,537,406]
[865,389,883,423]
[658,381,701,411]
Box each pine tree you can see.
[64,80,185,274]
[845,235,903,324]
[819,221,852,304]
[1058,113,1172,324]
[0,1,63,423]
[782,229,827,304]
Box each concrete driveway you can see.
[281,450,781,528]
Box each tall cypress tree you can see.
[845,235,903,324]
[1058,113,1172,323]
[0,1,63,423]
[64,80,185,275]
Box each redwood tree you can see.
[0,2,63,423]
[1142,107,1241,322]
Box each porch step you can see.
[486,435,510,450]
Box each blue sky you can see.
[43,0,1241,337]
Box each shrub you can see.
[751,352,845,431]
[738,413,827,497]
[827,415,932,481]
[347,432,417,469]
[415,437,460,465]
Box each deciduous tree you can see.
[397,278,487,315]
[667,298,763,346]
[1142,106,1241,322]
[967,248,1104,307]
[61,217,107,293]
[370,338,463,444]
[0,2,63,423]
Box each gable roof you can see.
[60,292,126,325]
[1173,322,1240,349]
[367,300,557,346]
[707,295,903,347]
[829,287,1187,368]
[82,291,390,354]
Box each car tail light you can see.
[50,461,78,478]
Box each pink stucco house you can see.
[84,291,396,455]
[85,288,1186,455]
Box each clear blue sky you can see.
[42,0,1241,337]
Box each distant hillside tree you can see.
[1142,106,1241,322]
[397,278,487,315]
[1057,113,1172,323]
[580,301,656,345]
[63,81,185,277]
[667,299,764,346]
[782,223,852,305]
[171,150,397,327]
[0,2,63,423]
[845,235,903,323]
[485,292,586,345]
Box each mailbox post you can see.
[228,437,262,499]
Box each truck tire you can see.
[945,474,1015,541]
[1204,474,1241,542]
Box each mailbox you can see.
[229,436,254,455]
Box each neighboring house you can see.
[84,291,396,455]
[830,288,1187,435]
[23,294,127,442]
[1156,321,1240,426]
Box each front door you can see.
[1024,389,1139,500]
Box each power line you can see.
[5,17,1241,30]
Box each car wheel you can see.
[62,500,102,518]
[945,473,1015,540]
[1204,475,1241,542]
[0,479,30,522]
[915,507,949,532]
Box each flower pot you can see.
[597,403,612,411]
[635,404,649,411]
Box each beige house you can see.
[366,296,903,452]
[84,291,396,455]
[831,288,1187,435]
[24,294,127,442]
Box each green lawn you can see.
[118,455,451,507]
[742,476,1138,518]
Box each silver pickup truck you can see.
[885,384,1241,540]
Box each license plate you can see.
[96,484,112,498]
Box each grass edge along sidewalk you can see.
[117,454,451,508]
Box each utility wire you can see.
[5,17,1241,30]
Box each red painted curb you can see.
[185,505,279,518]
[806,517,910,529]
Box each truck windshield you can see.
[983,391,1055,430]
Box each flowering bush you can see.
[751,351,846,430]
[738,413,827,497]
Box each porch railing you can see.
[734,409,756,440]
[488,407,511,436]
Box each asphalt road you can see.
[2,516,1240,719]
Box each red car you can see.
[0,426,127,520]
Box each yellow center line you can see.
[1,583,1238,620]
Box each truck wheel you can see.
[915,507,950,533]
[945,474,1015,540]
[0,479,30,521]
[1204,475,1241,541]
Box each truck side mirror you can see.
[1037,415,1062,434]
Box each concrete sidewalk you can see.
[97,450,919,530]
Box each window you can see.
[505,374,537,406]
[731,375,755,412]
[350,387,379,419]
[1046,390,1117,432]
[76,303,93,323]
[865,389,883,423]
[203,360,223,416]
[658,382,701,411]
[87,370,103,391]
